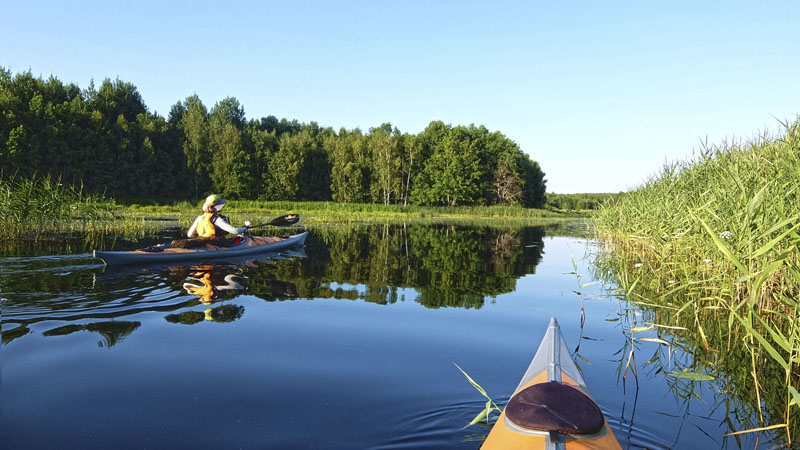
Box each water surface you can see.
[1,223,767,448]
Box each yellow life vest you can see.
[196,212,221,238]
[185,273,216,304]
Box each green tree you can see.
[410,121,447,205]
[484,131,525,205]
[368,123,402,205]
[180,95,211,197]
[330,128,370,203]
[398,133,422,206]
[208,97,252,198]
[250,125,279,199]
[521,157,546,208]
[413,124,483,206]
[264,130,309,200]
[89,78,147,125]
[84,78,153,195]
[299,123,331,201]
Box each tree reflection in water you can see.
[42,321,141,348]
[2,224,549,345]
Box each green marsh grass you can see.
[2,183,584,252]
[0,175,168,241]
[594,118,800,446]
[114,199,587,234]
[117,199,579,222]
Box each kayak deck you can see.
[94,231,308,265]
[481,318,621,450]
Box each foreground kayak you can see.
[481,317,621,450]
[94,231,309,265]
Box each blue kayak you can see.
[94,231,308,265]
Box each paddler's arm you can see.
[213,216,247,235]
[187,215,202,238]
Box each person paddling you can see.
[187,194,246,238]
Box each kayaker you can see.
[187,194,247,238]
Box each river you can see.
[0,222,766,448]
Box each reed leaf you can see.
[745,184,768,221]
[695,215,747,274]
[752,310,791,353]
[666,371,715,381]
[455,363,499,410]
[466,400,493,427]
[753,221,800,258]
[751,260,785,307]
[650,323,689,331]
[724,423,787,437]
[733,311,789,369]
[789,387,800,408]
[639,337,670,345]
[757,215,800,243]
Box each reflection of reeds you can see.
[594,119,800,446]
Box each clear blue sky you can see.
[4,1,799,193]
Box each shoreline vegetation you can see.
[0,67,618,239]
[593,119,800,446]
[0,175,600,241]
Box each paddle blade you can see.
[268,214,300,226]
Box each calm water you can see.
[1,223,766,449]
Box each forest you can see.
[0,69,546,208]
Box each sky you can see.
[4,1,799,194]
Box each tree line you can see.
[545,192,625,210]
[0,69,546,207]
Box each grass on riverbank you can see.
[118,198,580,218]
[114,199,584,230]
[0,178,585,241]
[593,118,800,445]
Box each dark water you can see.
[1,223,766,449]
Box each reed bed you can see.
[0,175,164,240]
[593,118,800,445]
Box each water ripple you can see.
[368,399,507,449]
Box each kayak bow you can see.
[481,317,621,450]
[94,231,308,265]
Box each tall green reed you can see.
[0,175,111,235]
[594,118,800,445]
[0,175,169,239]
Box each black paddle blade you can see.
[268,214,299,227]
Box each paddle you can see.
[244,214,300,231]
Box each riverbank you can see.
[0,178,589,242]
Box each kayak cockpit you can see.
[504,381,605,436]
[480,317,622,449]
